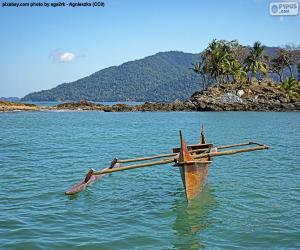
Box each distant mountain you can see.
[21,47,294,102]
[0,97,20,102]
[22,51,200,102]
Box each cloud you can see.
[50,50,77,63]
[59,52,75,62]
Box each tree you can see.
[284,45,300,78]
[202,39,233,86]
[191,60,207,90]
[230,40,248,64]
[281,77,300,100]
[192,39,248,88]
[230,59,247,84]
[269,49,288,83]
[244,41,269,84]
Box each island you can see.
[2,40,299,112]
[1,80,299,112]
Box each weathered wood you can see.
[93,157,175,175]
[118,147,210,163]
[249,141,265,146]
[176,160,212,165]
[95,144,268,176]
[178,131,211,201]
[217,142,252,149]
[200,124,206,144]
[90,145,269,176]
[217,141,268,149]
[173,143,212,153]
[118,153,177,163]
[196,145,269,159]
[180,158,211,201]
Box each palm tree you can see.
[244,41,269,84]
[204,40,232,85]
[191,61,207,90]
[230,59,247,83]
[281,77,300,100]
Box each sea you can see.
[0,109,299,249]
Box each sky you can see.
[0,0,299,97]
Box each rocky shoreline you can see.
[0,101,40,112]
[1,82,299,112]
[187,81,300,111]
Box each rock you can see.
[279,97,288,103]
[0,101,40,112]
[188,80,300,112]
[237,89,245,97]
[184,101,196,110]
[274,100,281,105]
[111,104,132,112]
[217,93,243,104]
[199,102,207,110]
[258,99,265,104]
[245,89,253,96]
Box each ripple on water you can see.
[0,111,299,249]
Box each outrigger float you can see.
[65,126,270,201]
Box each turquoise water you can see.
[0,111,299,249]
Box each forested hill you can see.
[22,51,200,102]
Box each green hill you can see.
[22,51,200,102]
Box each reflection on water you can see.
[172,186,216,249]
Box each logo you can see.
[269,1,299,15]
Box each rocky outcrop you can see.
[0,101,40,112]
[52,100,193,112]
[53,100,112,111]
[189,81,300,111]
[2,82,299,112]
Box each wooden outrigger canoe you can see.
[65,126,270,201]
[173,128,212,201]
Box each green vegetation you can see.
[197,39,248,87]
[22,42,300,102]
[22,52,199,102]
[244,41,269,84]
[192,39,300,99]
[280,77,300,100]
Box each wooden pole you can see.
[118,153,177,163]
[93,157,175,175]
[118,148,208,163]
[217,141,266,149]
[117,142,266,164]
[217,142,251,149]
[93,145,269,175]
[195,145,269,159]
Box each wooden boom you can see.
[197,145,269,159]
[92,144,269,175]
[117,141,265,164]
[93,157,175,175]
[65,126,270,200]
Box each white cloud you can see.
[59,52,75,62]
[50,50,77,63]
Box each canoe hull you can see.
[180,158,210,200]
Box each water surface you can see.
[0,111,299,249]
